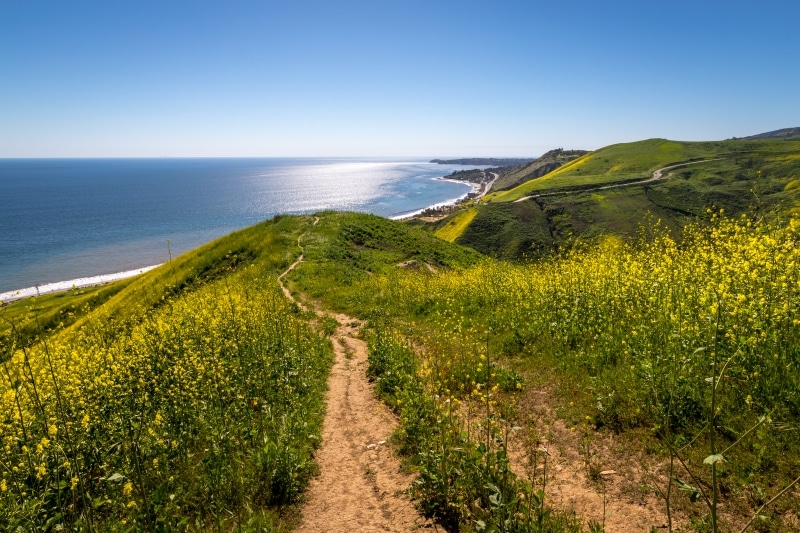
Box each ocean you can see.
[0,158,478,295]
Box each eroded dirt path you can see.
[294,315,430,533]
[278,220,430,533]
[277,222,315,308]
[278,217,675,531]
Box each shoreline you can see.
[0,264,162,304]
[2,161,480,302]
[388,177,478,220]
[2,176,478,303]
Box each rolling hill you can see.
[431,137,800,258]
[741,126,800,140]
[491,148,588,191]
[3,132,800,531]
[3,203,800,531]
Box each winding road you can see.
[512,159,721,203]
[476,171,499,200]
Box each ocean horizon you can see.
[0,157,480,296]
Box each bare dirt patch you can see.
[505,389,687,532]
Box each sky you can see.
[1,1,798,157]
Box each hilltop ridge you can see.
[492,148,589,191]
[428,136,800,258]
[740,126,800,140]
[430,157,535,166]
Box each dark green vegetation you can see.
[288,212,483,307]
[454,200,554,258]
[443,167,486,183]
[435,138,800,259]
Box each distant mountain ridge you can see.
[493,149,589,191]
[740,127,800,140]
[430,157,536,166]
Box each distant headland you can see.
[430,157,536,166]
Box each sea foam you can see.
[0,265,161,304]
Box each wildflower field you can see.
[2,207,799,531]
[0,218,333,531]
[298,212,800,531]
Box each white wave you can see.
[389,177,477,220]
[0,265,162,304]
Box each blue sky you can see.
[1,1,798,157]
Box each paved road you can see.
[512,159,721,203]
[476,171,499,200]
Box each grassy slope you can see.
[0,214,334,531]
[7,209,800,531]
[487,139,716,201]
[286,214,592,531]
[433,207,478,242]
[492,149,587,192]
[2,215,310,355]
[88,215,307,322]
[449,139,800,258]
[291,212,483,311]
[287,213,800,532]
[2,212,478,352]
[452,201,552,257]
[0,281,133,350]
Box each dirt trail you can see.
[277,219,316,308]
[277,250,306,306]
[278,217,675,531]
[294,315,430,533]
[278,219,430,533]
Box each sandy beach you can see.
[0,264,161,304]
[389,176,477,220]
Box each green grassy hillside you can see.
[0,215,329,531]
[0,216,307,351]
[433,207,478,242]
[0,213,487,531]
[4,137,800,530]
[441,138,800,258]
[490,139,726,202]
[0,281,133,350]
[3,208,800,531]
[288,212,483,308]
[324,214,800,532]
